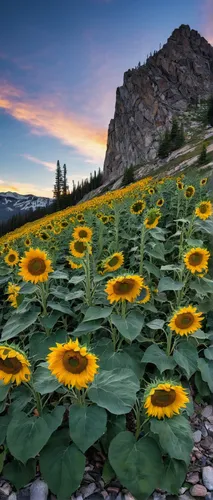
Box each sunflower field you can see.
[0,173,213,500]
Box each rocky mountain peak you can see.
[103,25,213,181]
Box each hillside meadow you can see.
[0,173,213,499]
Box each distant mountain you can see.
[0,192,53,222]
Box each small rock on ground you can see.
[187,472,200,484]
[202,406,213,419]
[190,484,207,496]
[0,481,12,496]
[202,466,213,491]
[30,479,48,500]
[193,430,202,443]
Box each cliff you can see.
[103,25,213,180]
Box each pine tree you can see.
[62,164,69,196]
[198,142,207,165]
[207,97,213,127]
[158,130,170,159]
[175,123,185,149]
[122,165,135,186]
[53,161,63,201]
[170,118,179,142]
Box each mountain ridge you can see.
[0,191,52,222]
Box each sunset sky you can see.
[0,0,212,198]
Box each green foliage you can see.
[122,165,135,186]
[158,118,185,159]
[198,142,208,165]
[150,415,193,465]
[69,404,107,452]
[207,96,213,126]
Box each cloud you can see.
[0,179,52,198]
[202,0,213,44]
[0,82,107,164]
[21,154,56,172]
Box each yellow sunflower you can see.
[19,248,53,284]
[184,247,210,274]
[76,213,85,222]
[46,339,99,389]
[200,178,208,186]
[67,258,82,269]
[144,381,189,419]
[144,209,161,229]
[137,284,151,304]
[7,294,18,308]
[0,345,31,385]
[104,252,124,272]
[184,185,195,199]
[101,215,109,224]
[60,220,69,229]
[148,188,155,195]
[168,305,204,336]
[130,200,146,215]
[69,240,91,258]
[7,282,20,295]
[4,249,19,266]
[195,201,212,220]
[24,237,31,247]
[39,231,50,241]
[156,198,164,207]
[53,226,61,235]
[176,181,184,190]
[73,226,93,242]
[105,274,143,303]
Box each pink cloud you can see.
[0,81,107,164]
[21,154,56,172]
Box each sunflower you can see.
[184,247,210,274]
[0,345,31,385]
[97,261,106,275]
[69,240,91,258]
[130,200,146,215]
[195,201,212,220]
[168,305,204,336]
[60,220,69,229]
[19,248,53,284]
[148,188,155,195]
[137,284,151,304]
[7,282,20,296]
[76,213,84,222]
[46,223,53,230]
[109,215,115,223]
[144,381,189,419]
[24,237,31,247]
[104,252,124,272]
[67,258,83,269]
[176,181,184,190]
[144,208,161,229]
[105,274,143,303]
[53,226,61,235]
[156,198,164,207]
[200,178,208,186]
[39,231,50,241]
[4,249,19,266]
[7,294,18,308]
[73,226,93,242]
[184,185,195,199]
[46,339,99,389]
[101,215,109,224]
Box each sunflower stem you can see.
[166,328,173,357]
[121,300,126,319]
[139,224,146,275]
[26,383,42,415]
[84,250,92,306]
[114,207,120,252]
[97,223,104,259]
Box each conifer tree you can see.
[158,130,170,159]
[62,164,69,196]
[123,165,135,186]
[207,97,213,127]
[53,160,63,202]
[198,142,207,165]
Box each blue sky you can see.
[0,0,211,197]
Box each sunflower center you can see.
[188,252,203,266]
[133,202,143,212]
[107,256,119,267]
[63,350,88,373]
[79,230,88,238]
[40,233,49,240]
[151,388,176,407]
[0,356,22,374]
[28,257,46,276]
[74,241,86,253]
[8,254,16,263]
[113,279,135,295]
[175,312,194,329]
[199,204,207,214]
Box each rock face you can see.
[103,25,213,180]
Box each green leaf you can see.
[196,219,213,235]
[161,264,181,271]
[150,415,193,465]
[0,415,10,445]
[195,371,211,397]
[33,366,61,395]
[0,381,10,401]
[29,330,67,362]
[109,431,163,500]
[43,406,65,434]
[7,412,53,463]
[198,358,213,392]
[10,385,32,413]
[69,404,107,453]
[93,339,142,377]
[146,319,165,330]
[84,306,113,321]
[0,448,6,473]
[159,458,187,495]
[204,346,213,360]
[88,368,139,415]
[143,261,161,278]
[69,275,85,284]
[47,301,74,316]
[20,282,37,294]
[173,341,198,379]
[71,319,103,337]
[40,429,85,499]
[65,290,84,301]
[102,460,115,484]
[51,270,69,280]
[142,344,176,373]
[146,243,165,262]
[158,277,183,292]
[40,311,61,329]
[111,311,144,341]
[2,308,40,340]
[3,459,36,490]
